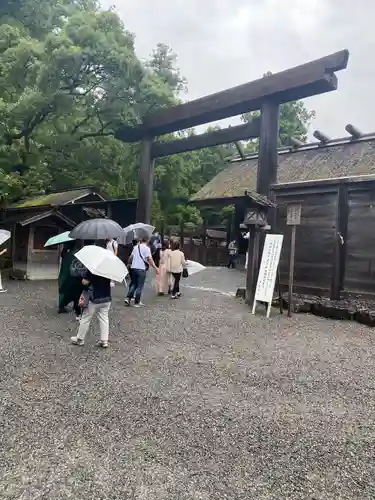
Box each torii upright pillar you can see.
[136,136,154,224]
[245,100,280,304]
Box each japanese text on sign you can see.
[287,204,302,225]
[254,234,283,304]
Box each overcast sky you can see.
[102,0,374,139]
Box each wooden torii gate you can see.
[115,49,349,302]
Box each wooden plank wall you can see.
[344,186,375,294]
[275,191,338,295]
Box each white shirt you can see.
[131,243,151,270]
[106,239,118,254]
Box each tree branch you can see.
[10,104,55,141]
[79,131,114,141]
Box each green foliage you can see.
[0,1,315,228]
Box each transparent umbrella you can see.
[119,223,155,245]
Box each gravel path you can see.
[0,269,375,499]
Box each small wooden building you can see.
[191,133,375,299]
[0,187,137,280]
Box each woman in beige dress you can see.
[156,241,172,295]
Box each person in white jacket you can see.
[167,241,186,299]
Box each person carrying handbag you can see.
[167,241,187,299]
[70,241,112,348]
[124,236,159,307]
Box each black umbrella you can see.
[69,218,123,240]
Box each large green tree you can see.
[0,1,315,231]
[0,0,175,201]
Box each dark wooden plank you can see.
[330,185,348,299]
[344,189,375,294]
[119,50,348,137]
[245,226,258,304]
[276,193,337,290]
[257,101,280,196]
[136,137,154,223]
[151,119,260,158]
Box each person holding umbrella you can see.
[70,240,127,348]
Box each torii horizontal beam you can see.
[115,50,348,140]
[150,119,261,158]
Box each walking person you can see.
[168,241,186,299]
[71,241,112,348]
[124,237,159,307]
[156,241,172,295]
[58,241,82,319]
[150,233,162,267]
[227,239,238,269]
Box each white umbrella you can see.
[119,223,155,245]
[0,229,11,246]
[74,245,128,283]
[186,260,206,276]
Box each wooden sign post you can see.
[252,234,284,318]
[286,203,302,317]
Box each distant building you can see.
[191,133,375,298]
[0,187,136,280]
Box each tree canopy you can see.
[0,0,315,228]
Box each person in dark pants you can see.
[124,237,159,307]
[227,240,238,269]
[168,241,186,299]
[58,241,82,319]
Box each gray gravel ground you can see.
[1,268,375,499]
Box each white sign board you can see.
[287,204,302,226]
[252,234,283,317]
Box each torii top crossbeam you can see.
[116,50,349,141]
[115,49,349,225]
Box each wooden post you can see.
[179,219,185,249]
[226,213,232,248]
[286,203,302,317]
[245,226,258,304]
[106,201,112,219]
[288,224,296,317]
[331,185,348,300]
[246,100,280,304]
[136,136,154,223]
[202,217,207,266]
[257,101,280,197]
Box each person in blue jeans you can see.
[124,237,159,307]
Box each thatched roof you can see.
[10,187,106,209]
[191,136,375,202]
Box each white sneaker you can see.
[97,340,109,348]
[71,336,84,346]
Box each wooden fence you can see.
[274,177,375,299]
